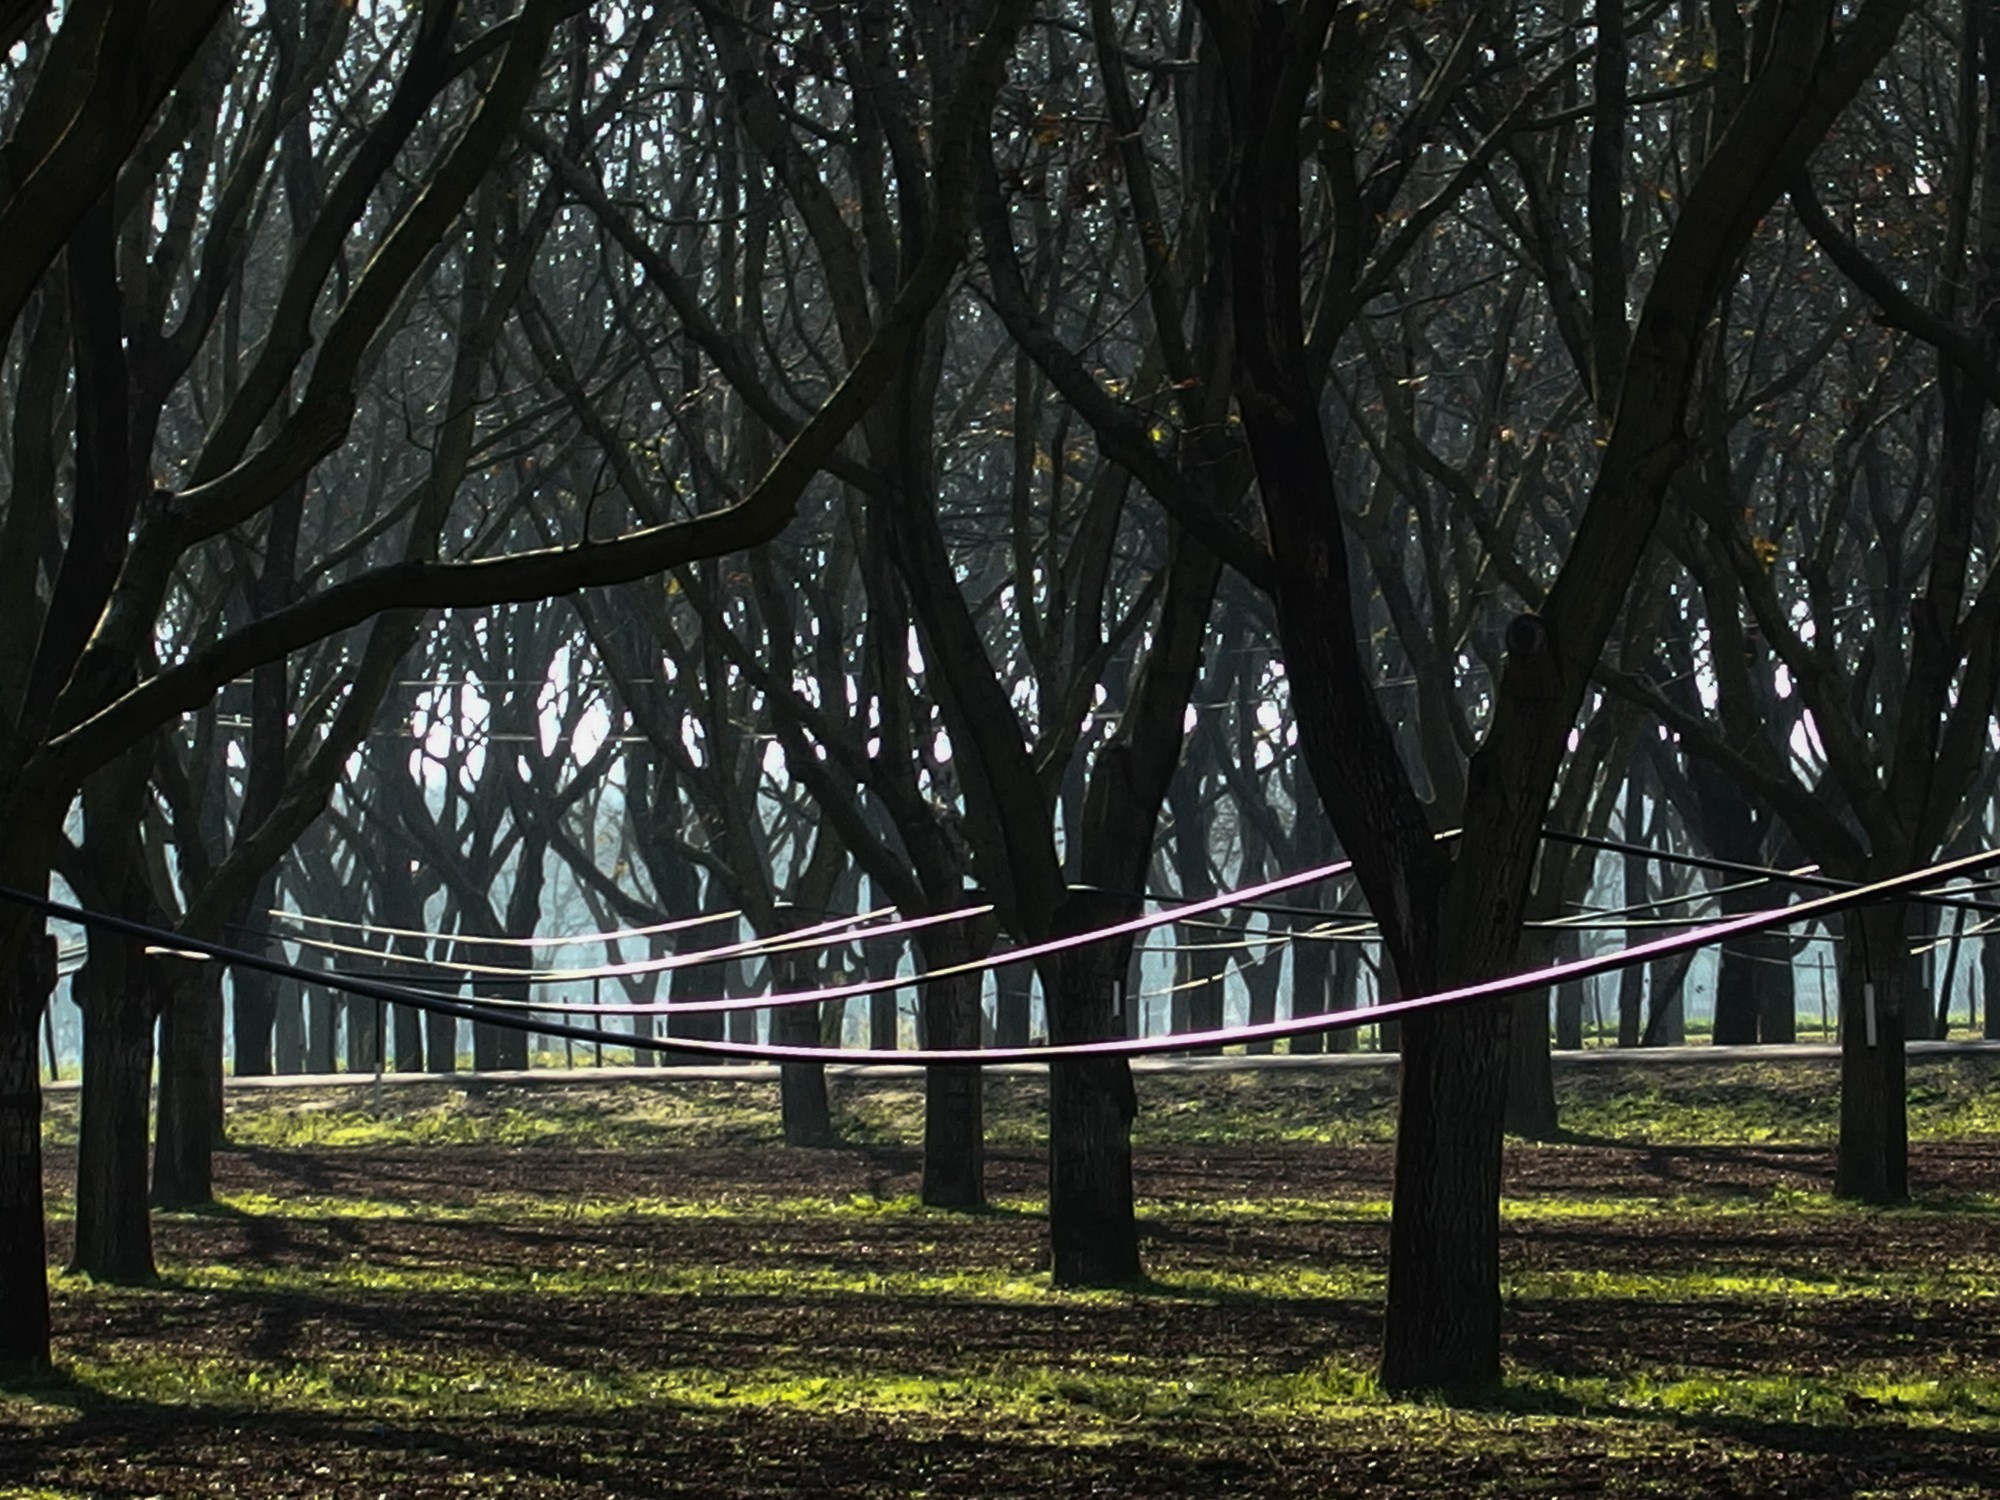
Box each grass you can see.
[13,1056,2000,1495]
[32,1049,2000,1154]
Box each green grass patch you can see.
[41,1052,1999,1157]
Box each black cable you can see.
[1543,829,2000,918]
[8,835,1999,1063]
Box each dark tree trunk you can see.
[1043,885,1142,1286]
[231,966,279,1077]
[1381,994,1510,1394]
[0,932,56,1366]
[471,1010,503,1072]
[1697,778,1789,1045]
[1240,923,1283,1055]
[1287,918,1330,1055]
[993,962,1033,1047]
[1710,946,1757,1045]
[1617,776,1648,1048]
[394,996,425,1073]
[865,876,901,1050]
[1836,901,1913,1204]
[919,916,985,1209]
[230,872,281,1076]
[1757,937,1798,1043]
[475,902,536,1074]
[1167,769,1224,1044]
[71,952,159,1282]
[726,954,757,1048]
[658,865,714,1064]
[772,907,836,1147]
[1326,936,1359,1054]
[1552,925,1586,1049]
[375,857,429,1072]
[669,927,724,1051]
[153,957,222,1208]
[306,987,338,1073]
[274,984,305,1073]
[345,995,381,1074]
[1505,984,1560,1140]
[1985,929,2000,1039]
[427,993,459,1074]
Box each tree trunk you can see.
[153,957,222,1209]
[1551,924,1586,1048]
[919,917,985,1209]
[231,873,281,1076]
[1617,781,1648,1048]
[232,965,278,1077]
[274,983,305,1073]
[394,995,425,1072]
[70,954,159,1282]
[1836,901,1913,1204]
[471,1011,504,1072]
[1756,936,1797,1043]
[1240,919,1283,1056]
[476,940,532,1073]
[771,908,836,1147]
[1504,985,1560,1140]
[1043,886,1141,1286]
[345,994,381,1074]
[1327,936,1359,1054]
[726,954,757,1048]
[669,926,724,1052]
[1984,929,2000,1039]
[0,932,56,1366]
[993,961,1032,1047]
[1287,919,1330,1055]
[427,992,458,1074]
[306,987,338,1073]
[864,875,901,1050]
[1380,994,1510,1395]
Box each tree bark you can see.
[1380,993,1510,1394]
[919,912,985,1209]
[771,906,836,1147]
[70,951,159,1282]
[1505,984,1561,1141]
[0,931,56,1365]
[231,879,281,1077]
[306,987,338,1073]
[152,956,222,1208]
[1287,918,1330,1056]
[274,982,306,1073]
[993,962,1032,1047]
[1836,901,1913,1204]
[1985,927,2000,1040]
[1043,885,1141,1285]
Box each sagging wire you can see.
[260,903,977,983]
[268,903,745,949]
[6,839,1996,1064]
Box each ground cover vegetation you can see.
[3,0,1999,1433]
[6,1063,2000,1496]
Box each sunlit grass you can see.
[26,1336,2000,1447]
[35,1054,2000,1155]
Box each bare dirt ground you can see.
[7,1064,2000,1497]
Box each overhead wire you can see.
[7,838,1996,1064]
[259,903,969,983]
[268,904,745,949]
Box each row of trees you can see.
[3,0,1986,1397]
